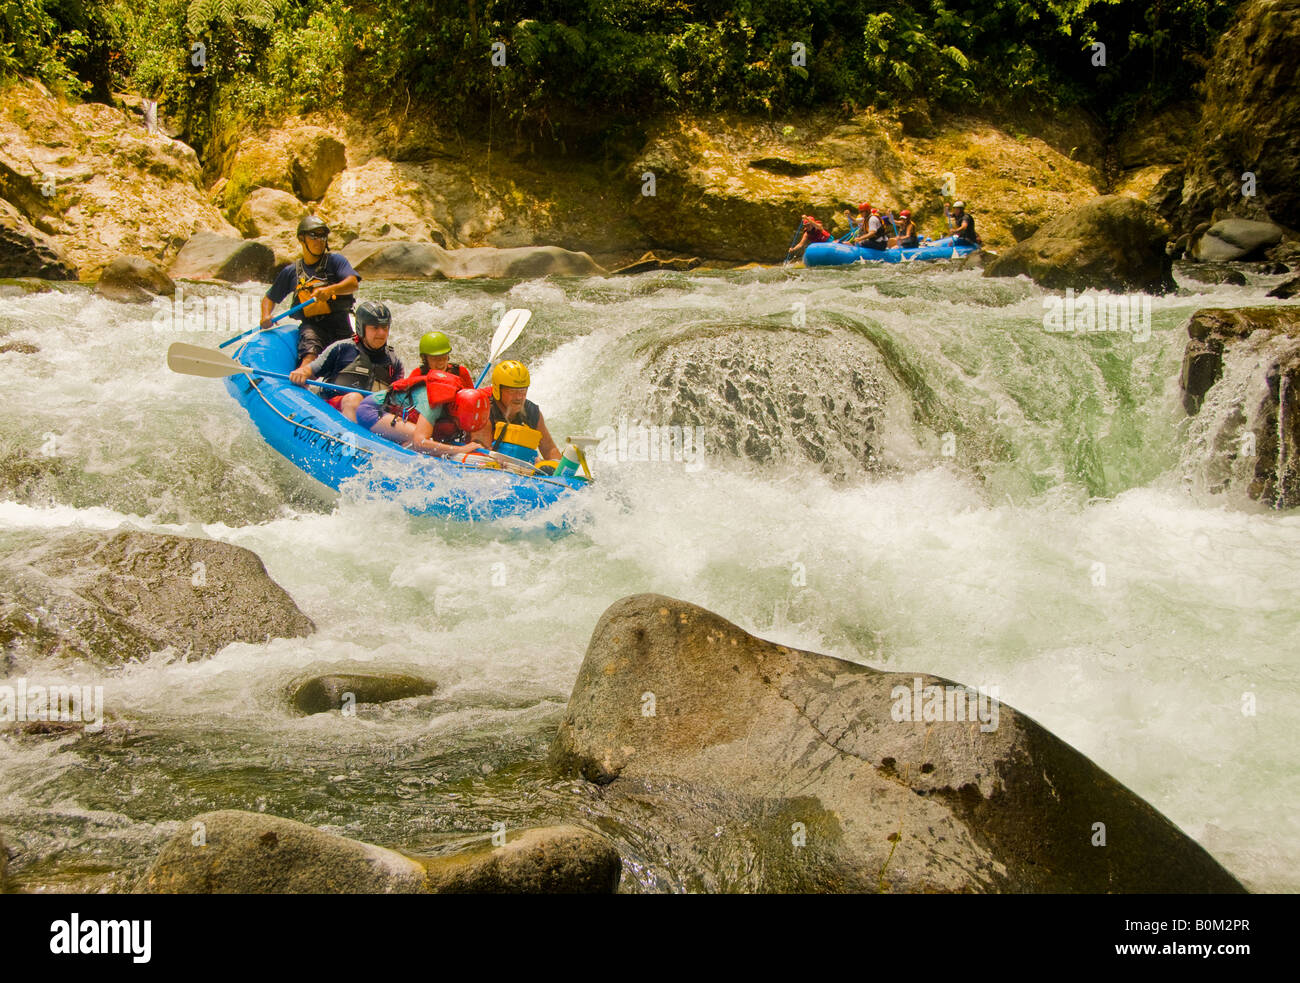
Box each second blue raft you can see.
[804,235,978,266]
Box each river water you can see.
[0,264,1296,892]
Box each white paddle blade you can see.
[489,308,531,362]
[167,342,252,379]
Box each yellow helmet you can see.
[491,360,530,399]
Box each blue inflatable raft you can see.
[222,326,588,523]
[804,235,978,266]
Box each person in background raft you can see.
[471,360,561,465]
[260,215,360,375]
[892,209,919,249]
[948,201,979,246]
[786,215,832,261]
[852,205,888,251]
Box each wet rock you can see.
[612,252,702,275]
[983,195,1174,294]
[0,199,77,280]
[140,811,430,894]
[0,530,313,671]
[1178,263,1248,287]
[342,240,603,279]
[549,594,1246,893]
[1180,306,1300,507]
[1191,219,1284,263]
[419,826,621,893]
[169,231,275,283]
[140,811,621,893]
[1268,274,1300,299]
[290,673,436,715]
[95,255,175,303]
[1179,0,1300,231]
[0,340,39,354]
[1267,240,1300,267]
[233,188,304,239]
[0,277,53,297]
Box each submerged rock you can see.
[290,673,436,715]
[983,195,1174,294]
[612,252,702,275]
[140,811,621,893]
[0,530,313,670]
[95,255,175,303]
[1177,263,1248,287]
[0,340,39,354]
[1267,274,1300,299]
[169,232,275,283]
[549,594,1246,893]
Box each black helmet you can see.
[354,300,391,330]
[297,214,330,237]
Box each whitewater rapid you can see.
[0,264,1295,892]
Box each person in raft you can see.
[892,209,919,249]
[260,215,360,375]
[470,360,562,466]
[948,201,979,246]
[287,300,430,449]
[786,215,832,261]
[376,332,491,458]
[852,205,889,250]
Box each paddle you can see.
[473,308,532,388]
[166,342,375,396]
[218,299,313,350]
[782,219,805,265]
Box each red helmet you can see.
[858,202,871,212]
[452,387,490,433]
[899,209,911,217]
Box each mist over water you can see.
[0,264,1296,892]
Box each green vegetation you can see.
[2,0,1242,150]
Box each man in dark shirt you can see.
[949,201,979,246]
[259,215,360,374]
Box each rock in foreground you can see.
[0,530,313,670]
[549,594,1245,893]
[983,195,1174,294]
[140,811,620,893]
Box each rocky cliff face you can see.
[1177,0,1300,232]
[0,79,237,278]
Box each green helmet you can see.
[297,214,330,238]
[419,331,452,357]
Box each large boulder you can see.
[549,594,1245,893]
[1191,218,1286,262]
[983,195,1175,293]
[290,673,436,715]
[139,811,621,893]
[290,131,347,201]
[0,199,76,279]
[1179,0,1300,230]
[341,240,604,279]
[169,231,275,283]
[94,255,174,303]
[215,124,347,218]
[0,530,313,672]
[233,187,305,239]
[0,79,238,277]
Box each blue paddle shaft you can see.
[252,368,372,396]
[219,299,313,350]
